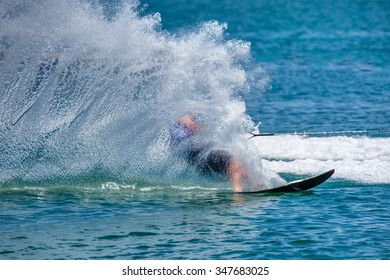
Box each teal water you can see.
[1,181,390,259]
[146,0,390,132]
[0,0,389,259]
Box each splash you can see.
[0,0,272,186]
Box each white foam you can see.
[101,182,136,190]
[253,135,390,184]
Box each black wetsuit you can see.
[169,122,231,175]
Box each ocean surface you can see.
[0,0,389,259]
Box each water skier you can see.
[169,113,261,192]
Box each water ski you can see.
[237,169,335,194]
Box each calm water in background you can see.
[1,0,390,259]
[146,0,390,132]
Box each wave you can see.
[255,135,390,184]
[1,0,387,188]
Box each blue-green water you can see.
[1,182,390,259]
[0,0,389,259]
